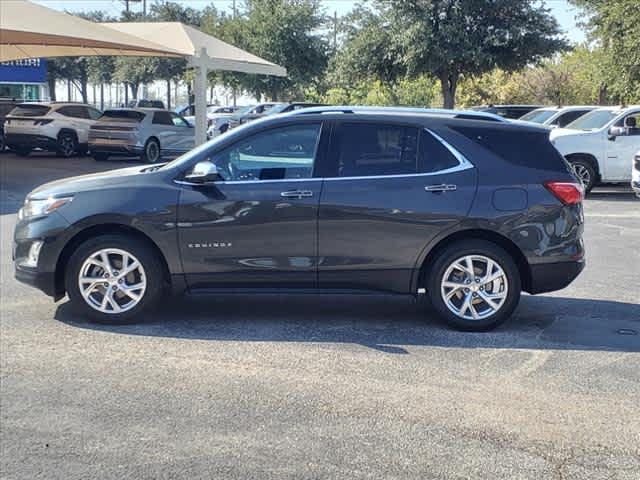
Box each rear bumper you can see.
[528,260,585,294]
[89,141,143,156]
[5,133,57,150]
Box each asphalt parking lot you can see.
[1,152,639,479]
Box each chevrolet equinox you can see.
[13,107,585,331]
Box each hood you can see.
[28,165,155,200]
[549,127,591,140]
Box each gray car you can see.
[88,108,194,163]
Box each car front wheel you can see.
[65,234,165,323]
[426,240,521,331]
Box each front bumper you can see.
[13,211,71,299]
[5,133,57,150]
[528,259,585,294]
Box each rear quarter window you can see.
[451,125,566,170]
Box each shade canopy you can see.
[102,22,287,77]
[0,0,182,61]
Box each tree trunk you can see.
[166,78,171,110]
[130,83,139,101]
[81,77,88,104]
[598,83,607,105]
[100,83,105,110]
[67,80,72,102]
[48,77,57,101]
[439,71,458,109]
[124,83,129,105]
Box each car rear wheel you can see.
[426,240,521,331]
[141,138,160,163]
[65,234,165,324]
[56,132,78,158]
[570,159,596,193]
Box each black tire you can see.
[92,152,109,161]
[56,131,78,158]
[141,138,160,163]
[570,158,596,193]
[65,234,166,324]
[0,133,5,152]
[426,239,521,331]
[14,146,31,157]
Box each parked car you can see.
[126,99,165,109]
[265,102,327,115]
[471,104,543,119]
[226,103,281,130]
[519,106,597,128]
[14,108,585,331]
[4,102,102,157]
[176,104,236,125]
[88,108,194,163]
[549,105,640,191]
[632,150,640,198]
[0,97,20,151]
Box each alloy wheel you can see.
[59,135,76,157]
[440,254,508,321]
[573,163,591,189]
[78,248,147,314]
[146,141,160,162]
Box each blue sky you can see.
[33,0,587,44]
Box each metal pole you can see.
[194,65,208,145]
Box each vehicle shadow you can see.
[54,294,640,353]
[587,187,637,202]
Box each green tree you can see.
[230,0,329,101]
[570,0,640,103]
[337,1,568,108]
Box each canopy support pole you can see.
[189,48,210,146]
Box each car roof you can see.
[104,107,165,113]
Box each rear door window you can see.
[332,122,419,177]
[152,111,173,125]
[556,110,590,127]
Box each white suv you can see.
[519,105,596,128]
[4,102,102,157]
[550,105,640,191]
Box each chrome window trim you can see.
[174,127,474,186]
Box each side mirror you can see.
[185,161,221,183]
[608,126,625,141]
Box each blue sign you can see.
[0,58,47,83]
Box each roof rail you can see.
[288,105,507,122]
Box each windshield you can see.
[520,109,556,123]
[232,105,255,119]
[160,120,259,171]
[266,104,291,115]
[565,109,618,130]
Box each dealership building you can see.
[0,58,49,101]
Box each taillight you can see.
[544,181,584,205]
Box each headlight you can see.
[18,196,73,220]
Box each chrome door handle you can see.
[280,190,313,199]
[425,184,457,192]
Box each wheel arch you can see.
[414,228,532,294]
[57,128,78,141]
[54,223,171,298]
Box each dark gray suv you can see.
[13,108,585,331]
